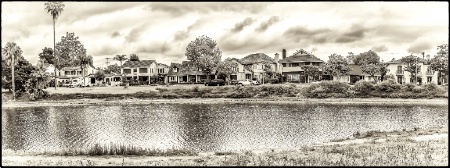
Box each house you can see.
[385,58,439,85]
[278,49,325,83]
[239,53,280,82]
[57,65,97,86]
[121,60,157,84]
[166,63,182,83]
[332,64,381,84]
[228,58,246,81]
[156,63,169,83]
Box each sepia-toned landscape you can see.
[2,1,448,166]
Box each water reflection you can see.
[1,103,448,153]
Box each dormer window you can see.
[173,68,177,72]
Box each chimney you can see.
[282,49,286,59]
[274,53,279,62]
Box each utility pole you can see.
[106,58,110,66]
[415,55,418,85]
[11,50,15,101]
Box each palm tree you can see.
[2,42,20,101]
[114,54,128,66]
[76,54,93,87]
[45,2,65,90]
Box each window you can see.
[291,63,299,67]
[173,68,177,72]
[427,77,432,83]
[133,69,137,72]
[282,63,286,67]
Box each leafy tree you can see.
[430,44,448,85]
[303,65,321,82]
[129,54,139,61]
[38,47,54,65]
[54,32,86,87]
[2,42,35,98]
[323,53,351,81]
[94,70,106,82]
[104,63,121,74]
[114,54,128,66]
[216,58,238,84]
[262,62,275,79]
[400,54,421,84]
[379,62,389,81]
[346,52,355,64]
[355,50,382,82]
[44,1,65,90]
[185,35,222,81]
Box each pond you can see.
[1,103,448,153]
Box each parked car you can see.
[62,82,71,87]
[252,80,260,85]
[205,79,226,86]
[311,81,322,84]
[237,79,254,86]
[113,81,123,86]
[230,80,239,85]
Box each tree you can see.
[430,44,449,85]
[26,60,50,100]
[74,54,93,86]
[303,65,321,83]
[104,63,121,74]
[353,50,380,65]
[400,54,421,84]
[355,50,382,82]
[114,54,128,66]
[216,58,238,84]
[379,62,389,81]
[2,42,35,99]
[185,35,222,81]
[346,52,355,64]
[129,54,139,61]
[94,70,106,82]
[38,47,54,65]
[54,32,86,88]
[323,53,351,81]
[45,1,65,90]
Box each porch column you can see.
[196,75,198,83]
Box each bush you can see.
[376,79,401,93]
[319,81,350,93]
[302,81,350,98]
[402,83,416,92]
[422,83,440,92]
[353,80,375,96]
[412,86,423,93]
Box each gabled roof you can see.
[121,60,156,68]
[157,63,169,67]
[279,49,324,63]
[239,53,275,64]
[167,62,182,76]
[387,57,426,64]
[228,58,243,64]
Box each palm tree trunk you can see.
[11,53,15,101]
[53,18,57,90]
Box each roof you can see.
[239,53,275,64]
[121,60,156,68]
[279,49,324,63]
[167,62,182,76]
[348,64,381,76]
[157,63,169,67]
[387,57,426,64]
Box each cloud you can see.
[125,24,147,43]
[371,44,388,52]
[230,17,256,33]
[335,24,371,43]
[407,40,433,54]
[91,44,122,56]
[146,2,269,16]
[255,16,280,32]
[283,26,331,43]
[136,41,171,54]
[111,31,120,38]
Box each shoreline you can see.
[2,127,448,166]
[1,97,448,108]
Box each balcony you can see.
[396,70,404,75]
[426,71,434,75]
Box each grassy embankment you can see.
[2,81,448,102]
[2,127,447,166]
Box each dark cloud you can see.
[125,24,147,43]
[172,19,206,41]
[137,42,171,54]
[283,26,331,43]
[335,24,371,43]
[111,31,120,38]
[371,44,388,52]
[255,16,280,32]
[147,2,269,16]
[407,41,433,54]
[373,24,444,43]
[230,17,255,33]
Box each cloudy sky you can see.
[2,2,448,67]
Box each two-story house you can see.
[278,49,325,83]
[228,58,246,81]
[121,60,157,84]
[385,58,439,85]
[166,63,182,83]
[239,53,279,82]
[156,63,169,83]
[58,65,97,86]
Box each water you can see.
[1,103,447,153]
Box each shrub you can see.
[422,83,441,92]
[412,86,423,93]
[376,79,401,93]
[319,81,350,93]
[353,80,375,96]
[401,83,416,92]
[301,81,350,98]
